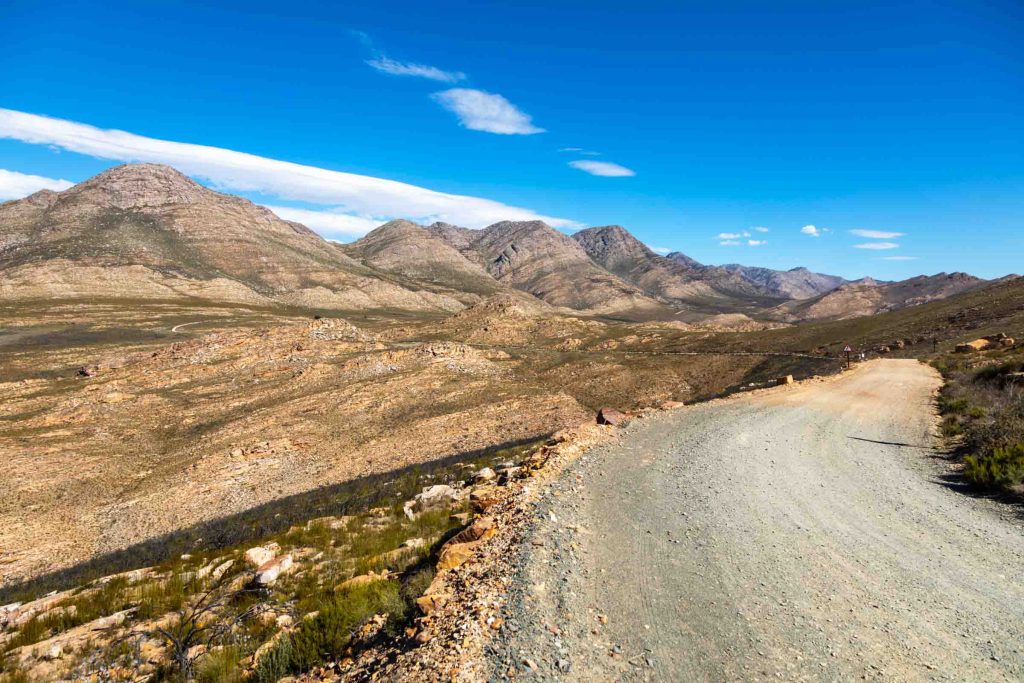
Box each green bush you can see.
[196,645,243,683]
[938,395,970,415]
[963,443,1024,490]
[287,581,404,673]
[251,636,292,683]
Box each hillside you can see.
[721,264,846,299]
[770,271,988,321]
[572,225,791,317]
[428,220,670,317]
[0,164,462,312]
[342,219,500,298]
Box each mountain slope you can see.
[721,264,847,299]
[770,272,988,321]
[429,220,670,317]
[0,164,462,311]
[343,219,500,297]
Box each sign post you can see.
[843,344,852,369]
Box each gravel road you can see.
[491,360,1024,682]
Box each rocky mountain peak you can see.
[63,163,209,209]
[572,225,653,260]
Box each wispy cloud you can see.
[0,168,73,200]
[0,109,576,231]
[851,229,904,239]
[559,147,600,156]
[719,240,741,246]
[264,205,384,238]
[568,160,635,177]
[747,239,766,246]
[801,224,821,237]
[648,245,671,255]
[881,255,918,260]
[854,242,900,250]
[751,226,769,233]
[367,57,465,83]
[431,89,544,135]
[717,231,750,239]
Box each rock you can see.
[244,545,277,568]
[776,375,795,385]
[661,400,685,409]
[472,467,497,483]
[337,570,390,591]
[597,407,626,426]
[404,484,462,519]
[956,339,991,353]
[401,537,427,549]
[444,517,496,547]
[275,614,294,628]
[469,485,503,513]
[211,559,235,582]
[436,542,477,572]
[44,643,62,660]
[415,592,451,615]
[255,555,293,585]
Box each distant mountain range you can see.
[0,164,995,322]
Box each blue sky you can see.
[1,0,1021,279]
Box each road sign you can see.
[844,345,852,353]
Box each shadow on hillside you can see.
[848,436,933,449]
[0,435,547,604]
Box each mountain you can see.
[770,272,988,321]
[720,264,847,299]
[342,219,500,297]
[572,226,791,318]
[428,220,669,317]
[0,164,462,311]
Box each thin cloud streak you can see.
[366,57,465,83]
[431,89,544,135]
[568,160,635,177]
[0,108,576,229]
[851,229,904,239]
[854,242,900,250]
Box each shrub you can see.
[251,636,292,683]
[286,581,404,673]
[963,443,1024,490]
[196,645,243,683]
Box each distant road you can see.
[499,360,1024,681]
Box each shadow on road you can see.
[847,435,933,449]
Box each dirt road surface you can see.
[492,360,1024,681]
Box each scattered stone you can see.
[597,407,627,426]
[255,554,293,585]
[473,467,497,483]
[244,545,276,568]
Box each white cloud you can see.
[854,242,900,250]
[366,57,465,83]
[648,245,671,254]
[747,239,766,246]
[568,160,635,177]
[851,229,904,239]
[751,226,769,233]
[801,224,821,237]
[881,255,918,261]
[0,168,73,200]
[264,205,383,238]
[431,89,544,135]
[719,240,741,246]
[717,231,750,239]
[559,147,600,156]
[0,108,576,229]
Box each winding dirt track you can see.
[497,360,1024,682]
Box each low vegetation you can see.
[0,442,535,681]
[933,349,1024,495]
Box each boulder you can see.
[469,485,503,513]
[445,517,496,547]
[596,407,627,426]
[776,375,795,385]
[415,592,451,615]
[255,555,293,585]
[472,467,497,483]
[661,400,685,410]
[956,339,991,353]
[404,484,462,520]
[244,546,276,568]
[436,542,477,572]
[337,570,390,591]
